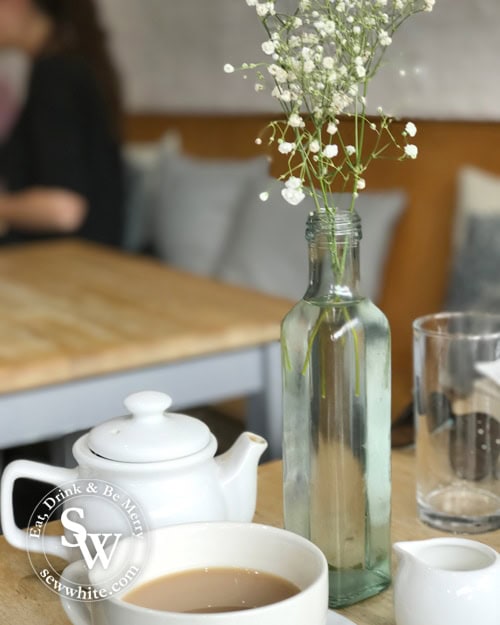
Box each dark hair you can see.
[33,0,122,136]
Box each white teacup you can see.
[60,522,328,625]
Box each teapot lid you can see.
[88,391,212,463]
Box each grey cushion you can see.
[447,216,500,311]
[152,152,269,275]
[122,133,181,252]
[217,178,406,303]
[447,167,500,312]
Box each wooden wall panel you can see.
[124,114,500,420]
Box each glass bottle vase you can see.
[281,210,392,608]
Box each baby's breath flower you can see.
[259,191,269,201]
[278,141,296,154]
[228,0,435,209]
[223,64,235,74]
[285,176,302,190]
[405,144,418,159]
[255,2,275,17]
[324,144,339,158]
[282,187,305,206]
[261,40,275,55]
[405,121,417,137]
[309,140,320,153]
[379,30,392,46]
[288,113,305,128]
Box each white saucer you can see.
[328,609,356,624]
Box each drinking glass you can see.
[413,312,500,533]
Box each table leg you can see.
[247,341,282,460]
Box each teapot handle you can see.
[1,459,78,560]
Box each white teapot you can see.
[1,391,268,561]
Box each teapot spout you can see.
[215,432,268,522]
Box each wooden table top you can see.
[1,449,499,624]
[0,240,291,394]
[256,449,500,625]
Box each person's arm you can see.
[0,187,87,234]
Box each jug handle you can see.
[1,459,78,560]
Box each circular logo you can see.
[27,479,150,602]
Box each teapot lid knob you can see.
[124,391,173,420]
[87,390,212,463]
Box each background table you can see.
[0,240,291,457]
[0,450,499,624]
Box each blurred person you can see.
[0,50,27,142]
[0,0,124,246]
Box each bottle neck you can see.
[304,211,362,301]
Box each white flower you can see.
[309,140,320,154]
[322,56,334,70]
[324,144,338,158]
[285,176,303,190]
[256,2,275,17]
[404,144,418,159]
[303,59,315,74]
[288,113,304,128]
[255,137,262,145]
[379,30,392,46]
[276,89,292,103]
[355,65,366,78]
[405,121,417,137]
[282,187,305,206]
[259,191,269,201]
[261,40,275,55]
[226,0,433,214]
[278,141,296,154]
[268,64,288,83]
[223,64,235,74]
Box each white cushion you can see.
[152,152,268,275]
[217,178,406,303]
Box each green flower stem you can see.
[297,234,361,399]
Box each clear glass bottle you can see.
[281,209,391,608]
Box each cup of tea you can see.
[60,522,329,625]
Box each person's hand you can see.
[0,187,87,233]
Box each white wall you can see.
[97,0,500,120]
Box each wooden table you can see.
[0,240,291,456]
[1,450,499,624]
